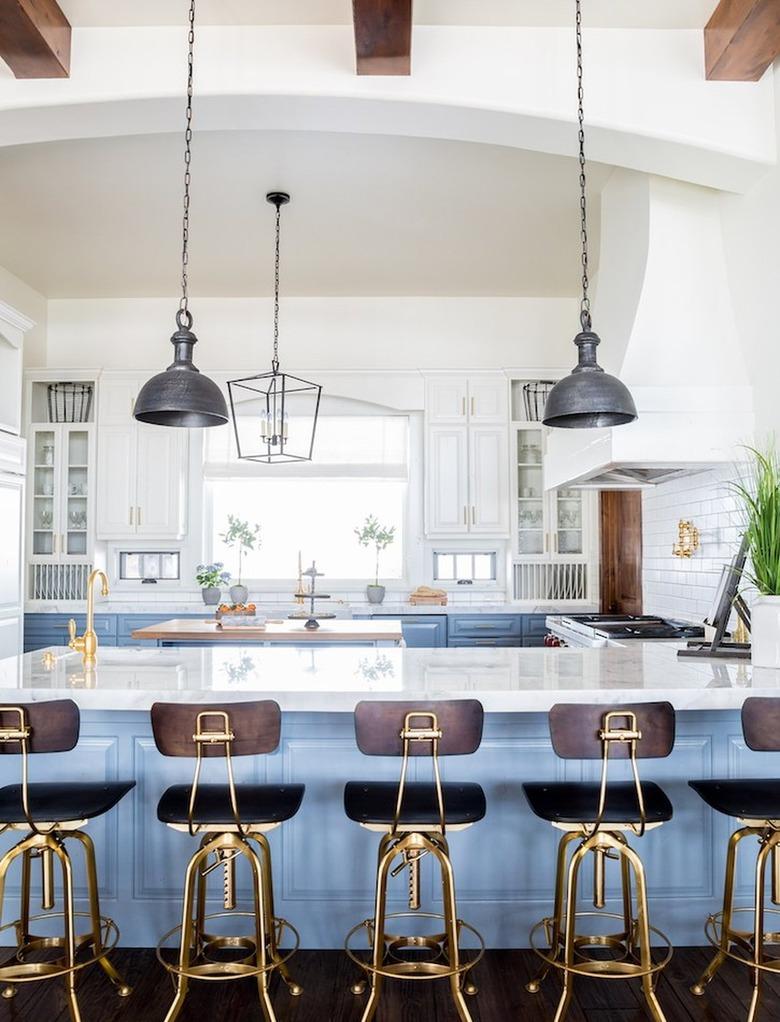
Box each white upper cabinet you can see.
[96,375,188,540]
[469,427,509,533]
[428,426,470,534]
[424,374,509,537]
[426,376,469,424]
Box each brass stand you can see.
[157,830,301,1022]
[0,827,130,1022]
[527,828,671,1022]
[692,825,780,1022]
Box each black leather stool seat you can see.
[0,781,135,824]
[157,783,305,826]
[523,781,673,826]
[344,781,486,826]
[690,778,780,820]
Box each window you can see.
[205,413,409,582]
[119,551,180,581]
[434,551,497,583]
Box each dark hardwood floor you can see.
[1,948,777,1021]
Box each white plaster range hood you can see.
[544,171,754,491]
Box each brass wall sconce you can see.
[673,519,700,558]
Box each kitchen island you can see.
[0,642,775,949]
[129,617,404,646]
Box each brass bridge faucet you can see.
[68,569,109,667]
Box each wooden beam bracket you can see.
[353,0,413,76]
[0,0,71,79]
[705,0,780,82]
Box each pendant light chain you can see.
[272,201,281,373]
[576,0,591,333]
[178,0,196,329]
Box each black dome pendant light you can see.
[134,0,228,429]
[543,0,637,430]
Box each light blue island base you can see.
[0,709,769,949]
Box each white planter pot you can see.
[751,595,780,668]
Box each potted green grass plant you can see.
[355,515,396,605]
[731,444,780,667]
[220,515,260,604]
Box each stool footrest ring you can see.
[345,911,484,982]
[530,912,672,980]
[705,908,780,974]
[156,910,300,981]
[0,912,119,983]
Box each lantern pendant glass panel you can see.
[228,370,322,464]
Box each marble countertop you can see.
[0,643,767,713]
[24,600,597,617]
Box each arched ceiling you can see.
[0,129,610,298]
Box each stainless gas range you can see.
[547,614,705,649]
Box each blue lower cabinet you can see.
[522,614,549,647]
[24,613,117,652]
[448,615,523,646]
[369,614,447,648]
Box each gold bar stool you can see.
[0,700,135,1021]
[690,696,780,1021]
[151,700,304,1022]
[523,702,676,1022]
[344,699,486,1022]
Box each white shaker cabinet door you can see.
[426,426,470,535]
[135,425,188,539]
[469,426,509,535]
[468,376,507,424]
[96,425,137,538]
[425,377,469,424]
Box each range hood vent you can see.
[544,172,754,491]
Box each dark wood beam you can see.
[0,0,70,78]
[352,0,412,76]
[705,0,780,81]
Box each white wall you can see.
[642,467,743,623]
[40,296,578,372]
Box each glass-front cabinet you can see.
[512,422,590,562]
[30,424,94,562]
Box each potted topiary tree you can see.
[220,515,261,605]
[196,562,231,605]
[732,445,780,667]
[355,515,396,605]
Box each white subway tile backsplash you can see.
[642,466,744,623]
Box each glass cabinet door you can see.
[31,429,57,557]
[64,428,89,557]
[516,427,545,555]
[554,486,584,556]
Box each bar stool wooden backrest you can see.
[0,700,80,831]
[151,700,281,836]
[742,697,780,751]
[549,701,675,836]
[354,699,483,835]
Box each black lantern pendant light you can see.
[227,193,322,463]
[543,0,637,430]
[134,0,228,429]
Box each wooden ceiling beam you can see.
[352,0,412,76]
[0,0,70,78]
[705,0,780,81]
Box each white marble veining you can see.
[0,643,770,713]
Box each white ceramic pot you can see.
[230,584,249,605]
[366,585,386,604]
[751,595,780,668]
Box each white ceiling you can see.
[60,1,716,30]
[0,130,610,299]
